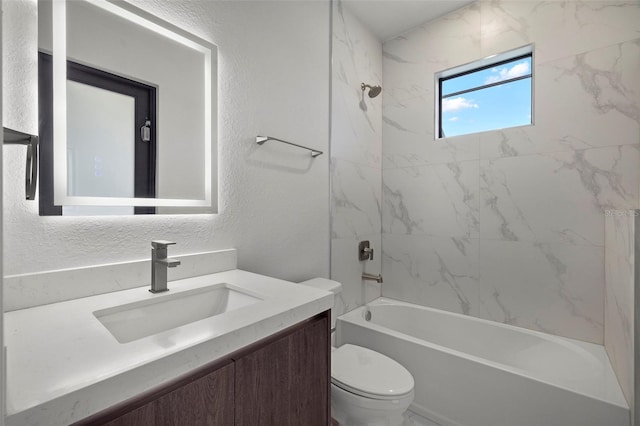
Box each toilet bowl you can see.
[299,279,415,426]
[331,344,414,426]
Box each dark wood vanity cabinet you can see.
[102,363,235,426]
[235,312,329,425]
[77,311,329,426]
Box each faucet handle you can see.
[359,240,374,261]
[151,240,176,249]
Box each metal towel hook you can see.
[4,127,39,200]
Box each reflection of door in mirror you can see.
[39,52,157,216]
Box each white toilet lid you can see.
[331,344,414,399]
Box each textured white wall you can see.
[0,0,5,420]
[330,1,382,315]
[3,0,330,284]
[3,0,37,135]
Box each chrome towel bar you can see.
[256,136,323,158]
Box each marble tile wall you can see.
[381,0,640,344]
[605,211,635,411]
[330,1,383,315]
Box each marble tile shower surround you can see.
[480,0,640,65]
[383,160,480,239]
[480,145,639,246]
[383,39,640,169]
[380,0,640,344]
[382,2,482,106]
[382,234,479,317]
[332,235,381,313]
[331,1,383,316]
[332,159,381,240]
[331,0,382,170]
[605,213,635,408]
[478,240,605,343]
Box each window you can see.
[39,52,157,216]
[437,46,533,139]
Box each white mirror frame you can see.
[52,0,217,209]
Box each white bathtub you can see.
[336,298,629,426]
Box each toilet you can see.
[300,278,415,426]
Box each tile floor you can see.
[331,409,440,426]
[403,410,441,426]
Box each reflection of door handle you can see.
[4,127,39,200]
[140,120,151,142]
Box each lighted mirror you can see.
[38,0,217,214]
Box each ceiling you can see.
[342,0,476,41]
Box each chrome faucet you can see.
[150,240,181,293]
[362,272,383,283]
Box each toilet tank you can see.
[299,278,342,329]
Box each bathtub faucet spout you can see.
[362,273,383,283]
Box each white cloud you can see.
[442,97,479,112]
[484,61,530,84]
[449,117,459,122]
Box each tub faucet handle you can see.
[359,240,374,261]
[363,247,374,260]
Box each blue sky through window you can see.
[440,56,532,138]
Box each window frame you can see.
[38,51,158,216]
[435,45,534,140]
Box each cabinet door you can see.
[235,315,329,426]
[156,362,235,425]
[103,404,155,426]
[103,362,234,426]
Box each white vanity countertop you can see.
[4,269,333,426]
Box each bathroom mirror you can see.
[38,0,217,214]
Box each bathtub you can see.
[336,298,629,426]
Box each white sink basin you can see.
[93,283,262,343]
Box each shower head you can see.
[361,83,382,98]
